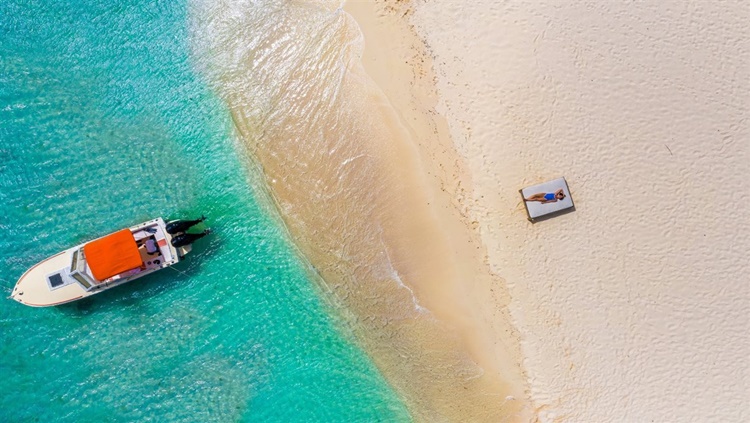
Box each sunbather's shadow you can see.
[527,205,577,223]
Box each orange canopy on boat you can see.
[83,229,142,281]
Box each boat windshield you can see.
[70,272,93,290]
[70,249,79,272]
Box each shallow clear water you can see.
[0,1,409,421]
[190,2,527,421]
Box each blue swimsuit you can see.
[543,193,556,201]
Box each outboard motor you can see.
[171,230,211,248]
[166,215,206,235]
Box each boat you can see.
[10,217,210,307]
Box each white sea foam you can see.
[376,226,429,315]
[189,1,530,420]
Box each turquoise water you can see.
[0,1,410,421]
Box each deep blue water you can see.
[0,1,409,421]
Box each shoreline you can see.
[194,0,532,418]
[409,1,750,421]
[343,1,532,420]
[192,0,748,420]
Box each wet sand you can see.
[343,1,533,420]
[194,0,531,420]
[197,0,747,420]
[402,1,749,421]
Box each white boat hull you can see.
[11,218,192,307]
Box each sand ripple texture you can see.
[192,0,530,421]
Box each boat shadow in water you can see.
[57,233,218,316]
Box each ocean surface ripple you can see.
[192,1,527,421]
[0,1,410,421]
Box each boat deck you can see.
[12,218,182,307]
[12,250,86,307]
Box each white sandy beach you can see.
[197,0,531,420]
[198,0,748,420]
[375,0,748,421]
